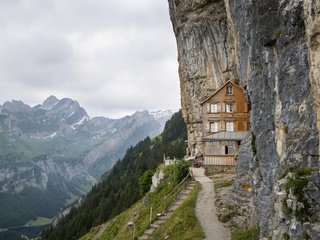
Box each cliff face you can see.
[169,0,320,239]
[168,0,238,155]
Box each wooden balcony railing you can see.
[204,155,235,166]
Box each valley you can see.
[0,96,174,234]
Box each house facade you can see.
[200,80,250,166]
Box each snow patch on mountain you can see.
[149,110,177,120]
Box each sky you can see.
[0,0,180,118]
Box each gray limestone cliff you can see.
[168,0,320,239]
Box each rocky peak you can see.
[41,95,59,110]
[150,110,176,126]
[45,97,89,126]
[2,100,33,113]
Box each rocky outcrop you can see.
[150,168,165,192]
[168,0,320,239]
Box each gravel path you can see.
[192,168,231,240]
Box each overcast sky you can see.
[0,0,180,118]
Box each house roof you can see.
[200,80,244,105]
[202,131,249,141]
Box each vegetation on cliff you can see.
[79,162,191,240]
[149,183,204,240]
[42,110,187,240]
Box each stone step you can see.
[145,228,156,235]
[180,190,190,194]
[176,192,189,198]
[150,223,160,228]
[153,219,166,225]
[168,205,179,212]
[176,195,188,201]
[179,191,190,196]
[158,214,170,220]
[138,182,195,239]
[138,235,149,240]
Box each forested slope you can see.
[42,110,187,240]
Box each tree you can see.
[138,169,154,194]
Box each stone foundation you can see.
[204,165,235,175]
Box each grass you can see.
[277,172,287,180]
[290,167,313,177]
[277,167,314,180]
[251,132,257,156]
[231,227,260,240]
[274,29,282,39]
[79,200,140,240]
[282,167,313,222]
[79,226,100,240]
[213,178,238,223]
[79,175,190,240]
[283,232,290,240]
[214,179,234,193]
[217,204,239,223]
[24,217,52,227]
[149,183,205,240]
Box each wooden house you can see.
[200,80,250,166]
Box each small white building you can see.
[163,155,179,166]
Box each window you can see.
[210,103,218,113]
[210,122,218,132]
[226,103,233,113]
[225,146,229,154]
[226,122,234,131]
[226,85,233,95]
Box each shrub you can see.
[231,227,260,240]
[139,169,154,194]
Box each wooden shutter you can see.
[205,123,210,132]
[217,103,221,112]
[233,102,237,112]
[206,103,210,113]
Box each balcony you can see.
[203,155,235,166]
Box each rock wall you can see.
[168,0,320,239]
[168,0,238,154]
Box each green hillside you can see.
[79,165,203,240]
[42,110,187,240]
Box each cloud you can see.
[0,0,180,118]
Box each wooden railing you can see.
[162,171,190,213]
[204,155,235,166]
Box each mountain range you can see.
[0,96,175,228]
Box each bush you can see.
[163,161,189,186]
[139,170,154,194]
[217,204,238,223]
[231,227,260,240]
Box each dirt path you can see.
[192,168,231,240]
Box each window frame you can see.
[225,103,233,113]
[210,122,218,132]
[226,121,234,131]
[210,103,218,113]
[226,85,233,95]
